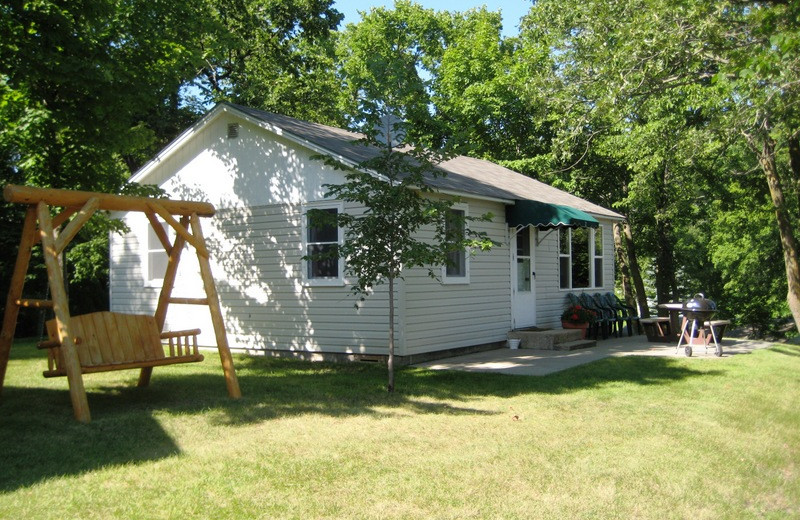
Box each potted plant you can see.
[561,305,597,339]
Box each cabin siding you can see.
[402,198,512,355]
[111,203,393,354]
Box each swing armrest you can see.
[37,339,61,350]
[37,337,82,349]
[160,328,201,339]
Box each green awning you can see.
[506,200,599,229]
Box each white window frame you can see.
[441,203,470,285]
[302,200,344,287]
[143,217,175,288]
[594,225,604,288]
[559,226,603,290]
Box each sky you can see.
[334,1,532,37]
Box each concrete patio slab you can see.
[413,335,775,376]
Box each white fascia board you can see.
[129,103,514,205]
[429,187,513,205]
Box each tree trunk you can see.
[654,164,678,311]
[387,275,395,393]
[621,221,650,318]
[654,220,678,311]
[756,135,800,333]
[613,222,633,306]
[788,134,800,214]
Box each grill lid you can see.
[683,293,717,320]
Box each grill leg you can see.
[676,318,689,353]
[709,323,721,356]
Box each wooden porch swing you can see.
[0,185,241,422]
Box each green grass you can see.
[1,340,799,519]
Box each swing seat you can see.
[39,311,204,378]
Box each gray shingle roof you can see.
[227,103,622,220]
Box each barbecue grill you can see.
[676,293,722,357]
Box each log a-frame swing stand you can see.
[0,185,241,422]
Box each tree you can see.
[309,2,495,392]
[0,0,344,329]
[194,0,344,125]
[0,0,207,326]
[518,0,800,332]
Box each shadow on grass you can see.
[771,344,800,357]
[0,344,719,492]
[0,385,180,493]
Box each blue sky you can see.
[334,1,532,37]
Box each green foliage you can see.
[197,0,344,125]
[709,181,787,336]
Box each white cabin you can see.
[109,103,623,362]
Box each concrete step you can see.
[554,339,597,351]
[509,328,585,350]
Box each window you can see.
[443,206,469,283]
[559,226,603,290]
[145,219,175,285]
[594,226,604,288]
[516,228,531,292]
[304,203,342,284]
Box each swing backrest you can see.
[45,312,166,374]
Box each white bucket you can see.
[508,338,521,350]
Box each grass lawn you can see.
[1,339,798,519]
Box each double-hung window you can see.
[145,219,175,286]
[559,226,603,290]
[594,227,604,288]
[443,205,469,283]
[304,202,343,285]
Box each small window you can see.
[146,219,175,285]
[304,204,342,284]
[227,123,239,139]
[443,206,469,283]
[559,229,570,290]
[594,226,604,288]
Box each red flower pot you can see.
[561,321,589,339]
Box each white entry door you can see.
[512,227,537,328]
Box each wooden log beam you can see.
[4,184,215,217]
[55,197,100,254]
[145,210,173,255]
[0,205,38,393]
[15,299,54,308]
[37,202,91,423]
[147,201,209,257]
[168,297,209,305]
[190,214,241,399]
[139,215,189,388]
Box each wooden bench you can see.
[40,312,203,378]
[640,317,672,342]
[705,320,731,342]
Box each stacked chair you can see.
[576,293,614,339]
[604,292,642,336]
[592,293,625,338]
